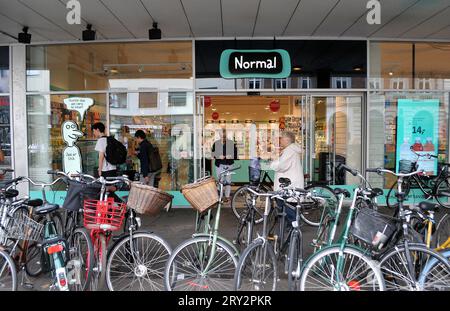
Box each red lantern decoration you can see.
[212,112,219,120]
[204,96,212,108]
[269,100,280,112]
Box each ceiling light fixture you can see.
[353,65,363,72]
[292,65,303,72]
[149,22,161,40]
[389,72,394,76]
[18,27,31,44]
[82,24,96,41]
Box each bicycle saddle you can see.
[363,187,384,198]
[2,189,19,199]
[418,201,440,212]
[34,202,60,215]
[25,198,43,207]
[279,177,291,186]
[333,188,351,198]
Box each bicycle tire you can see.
[106,232,171,291]
[435,178,450,208]
[300,246,385,291]
[287,230,302,291]
[435,213,450,248]
[231,186,265,224]
[418,249,450,290]
[234,239,278,291]
[24,242,43,277]
[312,214,332,252]
[164,236,238,291]
[90,234,107,291]
[303,185,338,227]
[67,228,94,291]
[0,249,17,291]
[379,243,450,291]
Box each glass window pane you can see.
[139,92,158,108]
[27,41,193,92]
[415,43,450,90]
[27,94,107,182]
[0,96,12,182]
[0,46,9,93]
[369,42,413,89]
[109,93,127,108]
[168,92,187,107]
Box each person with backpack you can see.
[134,130,162,187]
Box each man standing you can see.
[211,129,238,203]
[134,130,160,187]
[92,122,117,178]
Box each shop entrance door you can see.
[310,95,363,186]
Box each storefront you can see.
[2,39,450,205]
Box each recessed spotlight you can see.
[212,108,217,111]
[353,65,363,72]
[292,66,303,71]
[225,112,231,115]
[389,72,394,76]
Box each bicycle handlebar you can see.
[219,165,241,177]
[339,164,358,176]
[409,148,437,159]
[367,168,424,178]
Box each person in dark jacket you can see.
[134,130,160,187]
[211,128,238,202]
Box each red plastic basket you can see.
[83,198,127,231]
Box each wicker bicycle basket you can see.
[181,177,219,213]
[127,183,174,216]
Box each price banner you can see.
[396,99,439,175]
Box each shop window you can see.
[139,92,158,108]
[168,92,187,107]
[247,78,262,89]
[332,77,352,89]
[0,47,9,94]
[0,97,11,181]
[299,77,312,89]
[27,94,107,182]
[26,41,193,92]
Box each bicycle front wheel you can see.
[234,240,277,291]
[107,232,171,291]
[90,234,107,291]
[300,246,385,291]
[288,230,302,291]
[379,243,450,291]
[0,249,17,291]
[303,185,338,227]
[165,237,238,291]
[435,177,450,208]
[435,213,450,248]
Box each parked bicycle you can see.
[386,150,450,208]
[164,166,241,291]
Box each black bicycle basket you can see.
[398,160,415,174]
[350,207,396,249]
[62,179,101,212]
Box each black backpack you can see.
[105,136,127,165]
[148,143,163,172]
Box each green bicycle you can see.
[299,165,386,291]
[164,166,240,291]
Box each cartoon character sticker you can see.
[62,120,84,174]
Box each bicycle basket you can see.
[83,199,127,231]
[0,215,44,242]
[181,177,218,213]
[63,179,101,212]
[398,160,415,174]
[127,183,173,216]
[350,207,396,250]
[248,167,261,184]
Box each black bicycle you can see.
[386,150,450,209]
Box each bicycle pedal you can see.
[22,282,34,290]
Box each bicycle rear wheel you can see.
[107,232,171,291]
[303,185,338,227]
[379,243,450,291]
[435,178,450,208]
[300,246,385,291]
[0,249,17,291]
[165,237,238,291]
[231,186,266,224]
[435,213,450,248]
[234,240,277,291]
[67,228,94,291]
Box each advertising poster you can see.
[396,99,439,175]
